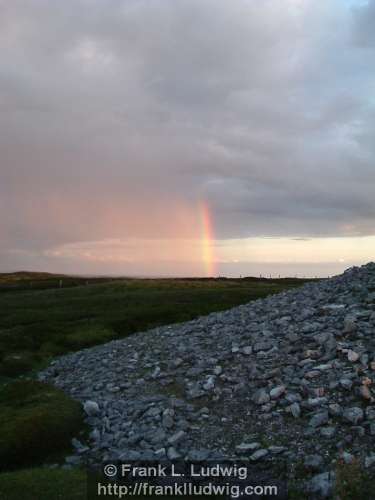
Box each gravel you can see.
[39,262,375,497]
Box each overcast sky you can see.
[1,0,375,277]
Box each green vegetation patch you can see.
[0,467,86,500]
[0,380,84,471]
[62,325,116,350]
[334,459,374,500]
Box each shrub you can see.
[0,380,84,470]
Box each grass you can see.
[0,468,86,500]
[0,380,84,471]
[0,271,313,499]
[334,459,374,499]
[0,352,37,377]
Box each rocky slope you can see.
[39,263,375,497]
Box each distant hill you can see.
[0,271,118,293]
[0,271,65,283]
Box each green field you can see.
[0,272,312,499]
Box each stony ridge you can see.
[39,262,375,497]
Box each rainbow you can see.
[199,201,216,277]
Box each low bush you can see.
[0,380,84,470]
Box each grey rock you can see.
[168,430,186,445]
[365,406,375,420]
[306,397,328,409]
[290,402,301,418]
[154,448,166,459]
[149,429,167,445]
[285,393,302,404]
[235,442,260,454]
[329,403,342,417]
[304,454,324,471]
[89,428,101,441]
[342,407,364,425]
[340,378,353,390]
[83,400,100,416]
[306,472,335,498]
[309,411,329,428]
[268,446,287,454]
[344,316,357,334]
[167,446,181,460]
[71,438,85,450]
[252,388,270,405]
[270,385,286,400]
[253,341,273,353]
[347,350,360,362]
[187,449,211,461]
[365,454,375,468]
[203,376,215,391]
[118,450,142,460]
[162,415,174,429]
[250,449,269,461]
[320,427,336,438]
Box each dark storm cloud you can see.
[1,0,375,268]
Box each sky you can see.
[1,0,375,278]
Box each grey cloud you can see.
[1,0,375,269]
[352,0,375,47]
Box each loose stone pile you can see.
[39,263,375,497]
